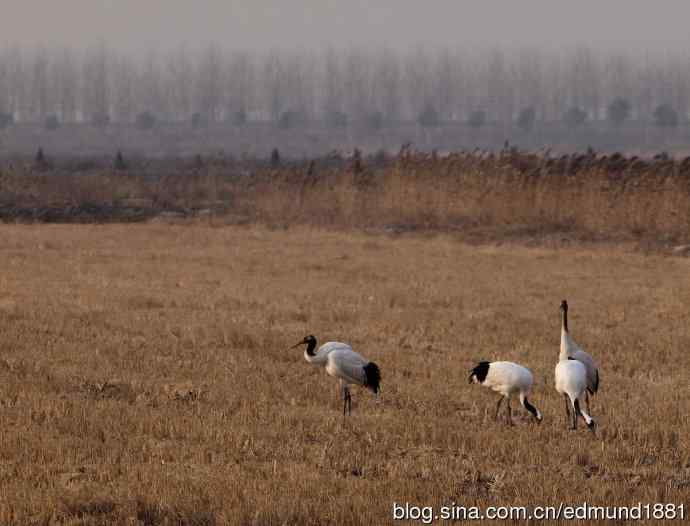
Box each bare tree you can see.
[111,54,136,122]
[283,52,314,122]
[666,54,689,122]
[261,51,285,122]
[321,48,344,120]
[195,44,225,122]
[7,46,27,121]
[543,52,567,123]
[227,51,255,120]
[377,48,402,123]
[634,55,655,123]
[515,48,545,124]
[53,47,78,123]
[434,48,458,120]
[165,45,193,121]
[29,46,50,122]
[604,53,634,118]
[82,41,110,123]
[0,48,9,115]
[566,47,600,120]
[459,52,484,122]
[403,47,433,121]
[343,49,371,122]
[486,49,516,130]
[139,49,170,121]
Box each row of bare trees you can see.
[1,43,689,129]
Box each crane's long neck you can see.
[559,309,571,361]
[304,339,329,365]
[562,307,568,333]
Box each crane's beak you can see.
[288,341,304,350]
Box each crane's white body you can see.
[556,301,596,432]
[555,360,588,400]
[554,359,595,430]
[304,341,371,388]
[474,361,533,398]
[469,361,542,424]
[295,336,380,416]
[561,327,599,395]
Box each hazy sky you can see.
[3,0,690,53]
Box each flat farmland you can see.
[0,224,688,524]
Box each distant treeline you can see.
[1,44,690,132]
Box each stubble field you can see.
[0,224,688,524]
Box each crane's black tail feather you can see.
[588,370,600,395]
[364,362,381,394]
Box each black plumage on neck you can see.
[305,337,317,356]
[561,300,569,333]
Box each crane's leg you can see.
[563,394,571,427]
[339,380,347,416]
[585,392,591,414]
[506,398,514,426]
[495,396,504,422]
[343,385,352,416]
[571,398,578,431]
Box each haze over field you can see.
[2,2,690,155]
[3,0,690,52]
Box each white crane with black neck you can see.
[289,335,381,416]
[469,361,542,425]
[556,300,596,433]
[560,300,600,414]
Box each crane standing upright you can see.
[289,335,381,416]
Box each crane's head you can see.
[289,334,316,349]
[560,300,568,313]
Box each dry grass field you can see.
[0,223,688,524]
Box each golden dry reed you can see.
[0,224,688,524]
[2,151,690,243]
[244,152,690,240]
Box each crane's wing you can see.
[327,349,368,385]
[318,341,353,355]
[572,349,599,393]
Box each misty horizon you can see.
[3,1,690,157]
[3,1,690,54]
